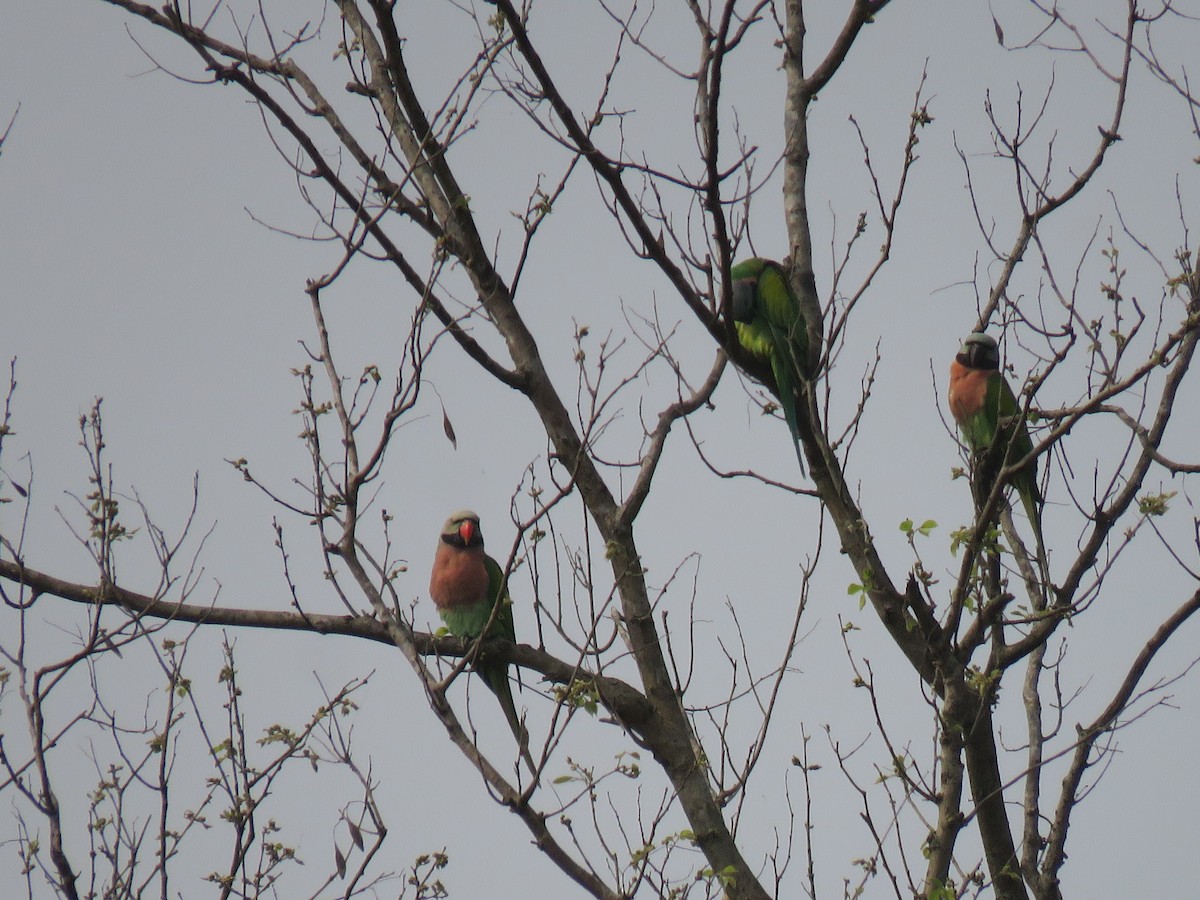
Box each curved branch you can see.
[1040,587,1200,890]
[617,350,727,529]
[977,1,1137,329]
[484,0,718,339]
[0,557,655,727]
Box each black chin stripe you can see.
[959,347,997,371]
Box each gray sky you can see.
[3,2,1199,897]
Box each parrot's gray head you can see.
[441,509,483,547]
[730,276,757,323]
[957,332,999,371]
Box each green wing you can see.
[756,263,807,372]
[996,374,1042,537]
[731,259,808,473]
[976,371,1046,573]
[483,555,516,644]
[961,372,1030,460]
[987,373,1038,495]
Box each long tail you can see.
[1018,477,1050,597]
[481,662,537,773]
[770,351,807,476]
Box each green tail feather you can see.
[1016,474,1050,592]
[480,661,536,772]
[766,324,807,475]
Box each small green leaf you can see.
[1138,491,1176,517]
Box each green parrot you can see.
[728,257,809,473]
[948,332,1047,573]
[430,509,534,770]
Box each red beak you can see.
[458,520,476,543]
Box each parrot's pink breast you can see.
[429,545,489,609]
[948,361,988,425]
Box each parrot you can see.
[429,509,534,770]
[948,332,1046,573]
[728,257,809,473]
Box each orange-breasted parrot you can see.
[948,332,1046,567]
[729,257,808,473]
[430,509,533,768]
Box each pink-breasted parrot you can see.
[429,509,533,768]
[948,332,1046,566]
[728,257,809,473]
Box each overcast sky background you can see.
[3,1,1199,897]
